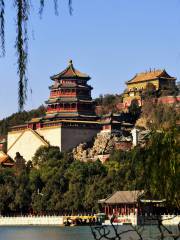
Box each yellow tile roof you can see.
[0,152,14,165]
[127,69,175,84]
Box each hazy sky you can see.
[1,0,180,118]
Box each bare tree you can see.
[90,216,180,240]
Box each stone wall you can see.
[0,216,64,226]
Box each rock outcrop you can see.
[73,130,132,162]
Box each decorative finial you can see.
[68,59,73,65]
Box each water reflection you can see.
[0,225,179,240]
[0,226,94,240]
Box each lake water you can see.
[0,226,93,240]
[0,225,179,240]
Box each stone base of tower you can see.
[7,120,100,162]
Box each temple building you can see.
[45,60,96,120]
[7,61,100,162]
[123,69,176,107]
[6,64,178,163]
[98,190,144,225]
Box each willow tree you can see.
[0,0,72,111]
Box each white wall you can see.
[0,216,64,226]
[7,129,48,162]
[7,125,99,159]
[7,131,23,150]
[37,126,61,148]
[162,215,180,225]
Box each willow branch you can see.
[0,0,5,57]
[39,0,44,17]
[14,0,29,111]
[53,0,58,15]
[68,0,73,15]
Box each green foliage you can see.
[143,129,180,207]
[14,170,31,212]
[32,146,63,167]
[128,99,141,122]
[0,129,179,215]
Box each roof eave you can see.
[50,75,90,81]
[127,77,159,84]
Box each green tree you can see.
[128,99,141,122]
[32,146,63,167]
[0,167,16,214]
[31,146,72,213]
[144,129,180,208]
[14,170,31,213]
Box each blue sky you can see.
[1,0,180,118]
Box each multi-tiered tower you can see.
[46,60,96,120]
[7,60,100,161]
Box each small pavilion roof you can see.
[0,151,14,166]
[127,69,176,84]
[51,60,90,80]
[100,190,144,204]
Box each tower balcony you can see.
[47,107,78,113]
[50,92,77,98]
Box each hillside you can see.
[0,105,46,136]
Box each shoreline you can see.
[0,216,64,226]
[0,215,179,226]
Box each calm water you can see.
[0,226,93,240]
[0,225,179,240]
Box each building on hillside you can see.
[7,60,100,162]
[101,113,122,132]
[101,113,134,132]
[45,59,96,120]
[123,69,176,107]
[7,63,174,163]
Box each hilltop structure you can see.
[45,60,96,120]
[7,61,100,162]
[123,69,177,107]
[3,64,179,163]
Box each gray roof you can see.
[103,190,144,204]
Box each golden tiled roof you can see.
[51,60,90,80]
[127,69,175,84]
[0,155,8,163]
[0,151,14,165]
